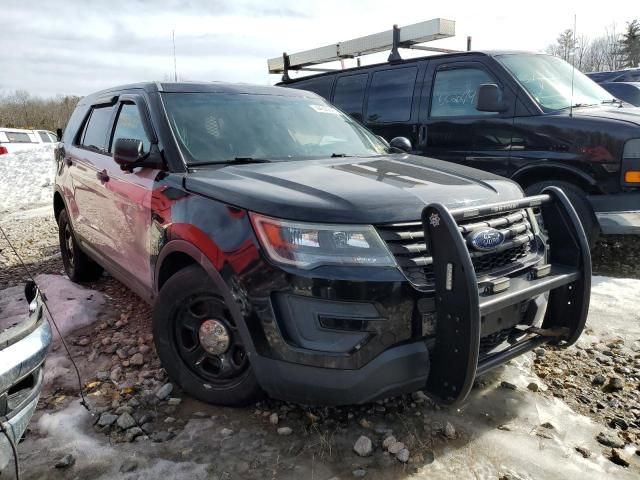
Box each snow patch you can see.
[35,274,105,337]
[587,276,640,341]
[0,146,55,214]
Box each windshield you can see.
[496,54,613,111]
[162,92,388,165]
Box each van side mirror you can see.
[475,83,507,112]
[56,128,63,141]
[389,137,412,153]
[113,138,146,170]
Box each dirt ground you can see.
[1,207,640,479]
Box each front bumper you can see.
[247,188,591,406]
[589,191,640,235]
[0,291,51,471]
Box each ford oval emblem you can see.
[469,228,505,252]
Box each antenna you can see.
[570,14,576,117]
[172,29,178,82]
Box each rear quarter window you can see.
[5,132,33,143]
[333,73,368,122]
[366,67,417,123]
[38,131,52,143]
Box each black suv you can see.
[283,51,640,244]
[54,82,590,406]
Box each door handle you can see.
[418,125,427,147]
[97,170,110,183]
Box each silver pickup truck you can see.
[0,281,52,472]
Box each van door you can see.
[418,59,516,177]
[362,62,427,147]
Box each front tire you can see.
[152,265,262,406]
[57,209,103,282]
[524,181,599,248]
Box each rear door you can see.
[418,59,516,176]
[66,102,116,251]
[362,62,427,148]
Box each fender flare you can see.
[153,239,259,358]
[511,163,597,189]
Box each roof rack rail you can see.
[268,18,460,82]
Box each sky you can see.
[0,0,636,97]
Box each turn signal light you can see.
[624,171,640,183]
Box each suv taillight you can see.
[0,146,8,155]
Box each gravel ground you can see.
[2,211,640,479]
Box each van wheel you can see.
[524,181,599,248]
[57,209,103,282]
[152,265,262,406]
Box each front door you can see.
[418,60,516,177]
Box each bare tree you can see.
[0,91,81,131]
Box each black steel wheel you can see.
[153,265,262,405]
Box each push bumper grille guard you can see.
[422,186,591,405]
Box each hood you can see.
[184,154,523,224]
[571,104,640,127]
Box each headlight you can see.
[623,139,640,159]
[250,213,397,269]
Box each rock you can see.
[499,472,529,480]
[575,446,592,458]
[125,427,143,442]
[387,441,405,455]
[526,382,539,392]
[77,337,90,346]
[220,428,234,437]
[54,454,75,469]
[269,413,279,425]
[151,431,174,443]
[277,427,293,436]
[609,449,630,467]
[382,435,397,450]
[167,397,182,406]
[423,450,435,464]
[141,423,154,435]
[115,406,133,415]
[444,422,456,439]
[236,461,250,474]
[110,366,122,383]
[117,412,137,430]
[591,373,606,385]
[155,383,173,400]
[604,377,624,392]
[396,448,410,463]
[352,468,367,477]
[96,371,109,381]
[164,417,176,424]
[540,422,555,430]
[98,413,118,427]
[359,418,373,429]
[596,432,625,449]
[411,390,429,403]
[534,347,545,357]
[500,381,517,390]
[116,348,128,359]
[120,459,138,473]
[130,353,144,366]
[354,435,373,457]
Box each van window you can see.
[81,105,115,152]
[366,67,417,123]
[5,132,33,143]
[38,131,52,143]
[289,76,334,99]
[333,74,368,122]
[430,68,496,117]
[110,103,151,153]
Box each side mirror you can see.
[56,128,63,142]
[113,138,146,169]
[389,137,412,153]
[475,83,506,112]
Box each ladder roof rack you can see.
[268,18,457,81]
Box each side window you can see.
[366,67,417,123]
[333,74,368,122]
[38,131,52,143]
[110,103,151,153]
[290,76,334,99]
[430,67,495,117]
[5,132,33,143]
[81,105,115,152]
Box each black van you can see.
[282,51,640,244]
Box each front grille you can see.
[377,209,540,290]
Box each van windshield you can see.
[496,54,613,111]
[162,93,388,165]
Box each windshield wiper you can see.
[330,153,352,158]
[602,98,623,105]
[193,157,273,166]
